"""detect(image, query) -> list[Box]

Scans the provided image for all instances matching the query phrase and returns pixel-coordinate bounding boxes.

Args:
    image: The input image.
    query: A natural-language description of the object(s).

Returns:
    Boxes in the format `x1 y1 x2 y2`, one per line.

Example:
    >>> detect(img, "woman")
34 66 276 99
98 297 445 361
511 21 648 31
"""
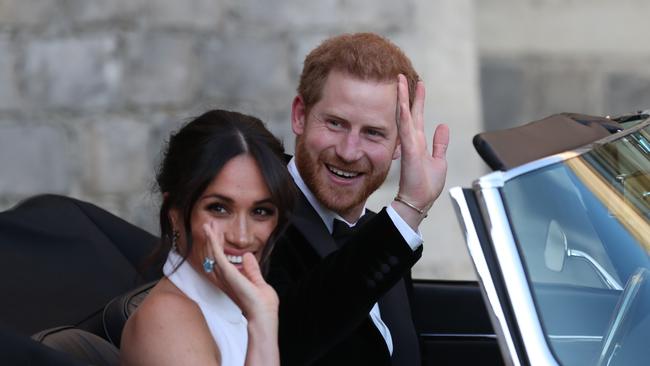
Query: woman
121 110 295 365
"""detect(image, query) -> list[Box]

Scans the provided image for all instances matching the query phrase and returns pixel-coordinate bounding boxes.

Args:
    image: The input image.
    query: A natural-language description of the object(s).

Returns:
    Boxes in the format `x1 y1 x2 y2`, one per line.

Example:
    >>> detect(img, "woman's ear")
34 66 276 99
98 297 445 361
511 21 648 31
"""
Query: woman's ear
168 206 180 232
163 194 176 228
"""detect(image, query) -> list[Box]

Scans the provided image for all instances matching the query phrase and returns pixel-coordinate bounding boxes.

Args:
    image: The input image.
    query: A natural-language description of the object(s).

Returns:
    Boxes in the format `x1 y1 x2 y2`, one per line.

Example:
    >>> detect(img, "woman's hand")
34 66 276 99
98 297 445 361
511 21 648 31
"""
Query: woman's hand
202 222 279 320
203 222 280 366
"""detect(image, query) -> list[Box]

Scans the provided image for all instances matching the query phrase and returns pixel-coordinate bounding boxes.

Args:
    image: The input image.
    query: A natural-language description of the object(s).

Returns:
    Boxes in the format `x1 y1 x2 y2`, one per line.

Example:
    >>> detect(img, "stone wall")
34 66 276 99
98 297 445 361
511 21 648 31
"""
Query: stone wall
478 0 650 131
0 0 483 279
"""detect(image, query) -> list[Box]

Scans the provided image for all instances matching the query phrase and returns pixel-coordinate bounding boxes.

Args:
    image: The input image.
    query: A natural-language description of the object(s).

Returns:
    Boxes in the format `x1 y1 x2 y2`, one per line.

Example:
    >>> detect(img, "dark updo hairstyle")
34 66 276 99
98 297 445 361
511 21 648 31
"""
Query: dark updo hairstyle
154 109 295 273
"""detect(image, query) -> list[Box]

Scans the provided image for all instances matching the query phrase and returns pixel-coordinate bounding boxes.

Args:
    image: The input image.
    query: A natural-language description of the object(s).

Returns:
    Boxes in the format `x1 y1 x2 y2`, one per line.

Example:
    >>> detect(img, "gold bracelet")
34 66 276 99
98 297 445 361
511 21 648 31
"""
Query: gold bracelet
394 195 427 216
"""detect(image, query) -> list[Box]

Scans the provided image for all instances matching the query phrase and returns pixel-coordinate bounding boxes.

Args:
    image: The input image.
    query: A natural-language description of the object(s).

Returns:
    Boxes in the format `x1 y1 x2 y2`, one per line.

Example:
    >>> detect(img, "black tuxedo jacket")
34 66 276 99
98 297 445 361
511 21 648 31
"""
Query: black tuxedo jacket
267 192 422 365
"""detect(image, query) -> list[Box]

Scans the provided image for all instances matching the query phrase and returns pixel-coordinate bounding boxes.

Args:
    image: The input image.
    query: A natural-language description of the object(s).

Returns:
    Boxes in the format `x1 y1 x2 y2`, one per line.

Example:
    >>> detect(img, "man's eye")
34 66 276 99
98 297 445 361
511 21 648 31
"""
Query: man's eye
327 119 342 128
366 129 385 138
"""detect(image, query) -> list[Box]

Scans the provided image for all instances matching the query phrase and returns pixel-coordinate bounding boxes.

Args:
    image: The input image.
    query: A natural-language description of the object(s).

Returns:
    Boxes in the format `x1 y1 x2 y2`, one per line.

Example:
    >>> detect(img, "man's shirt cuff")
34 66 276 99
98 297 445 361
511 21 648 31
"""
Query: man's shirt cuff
386 205 423 250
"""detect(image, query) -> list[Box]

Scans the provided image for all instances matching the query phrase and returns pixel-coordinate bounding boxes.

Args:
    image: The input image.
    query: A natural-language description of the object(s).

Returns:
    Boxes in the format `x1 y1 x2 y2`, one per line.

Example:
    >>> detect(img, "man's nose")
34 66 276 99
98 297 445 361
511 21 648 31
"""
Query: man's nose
335 131 363 162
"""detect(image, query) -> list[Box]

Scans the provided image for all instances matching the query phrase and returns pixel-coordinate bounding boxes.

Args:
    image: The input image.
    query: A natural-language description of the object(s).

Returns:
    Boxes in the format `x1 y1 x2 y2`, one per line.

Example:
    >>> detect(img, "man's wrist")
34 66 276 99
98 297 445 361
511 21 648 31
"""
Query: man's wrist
394 194 428 217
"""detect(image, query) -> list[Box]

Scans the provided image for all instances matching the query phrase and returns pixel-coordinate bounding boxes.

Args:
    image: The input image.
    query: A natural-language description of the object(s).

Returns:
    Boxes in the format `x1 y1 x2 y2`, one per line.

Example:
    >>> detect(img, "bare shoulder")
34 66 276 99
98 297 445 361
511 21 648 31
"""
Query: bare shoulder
120 279 220 365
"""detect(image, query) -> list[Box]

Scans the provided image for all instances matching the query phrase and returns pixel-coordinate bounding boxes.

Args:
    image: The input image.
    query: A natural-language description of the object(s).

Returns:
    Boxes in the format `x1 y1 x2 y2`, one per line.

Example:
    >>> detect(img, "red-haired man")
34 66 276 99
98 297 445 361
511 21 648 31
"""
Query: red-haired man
269 33 449 366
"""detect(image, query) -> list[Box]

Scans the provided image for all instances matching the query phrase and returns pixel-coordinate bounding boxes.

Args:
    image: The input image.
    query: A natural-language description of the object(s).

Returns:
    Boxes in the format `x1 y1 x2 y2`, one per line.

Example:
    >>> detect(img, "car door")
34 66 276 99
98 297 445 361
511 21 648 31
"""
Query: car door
411 278 504 365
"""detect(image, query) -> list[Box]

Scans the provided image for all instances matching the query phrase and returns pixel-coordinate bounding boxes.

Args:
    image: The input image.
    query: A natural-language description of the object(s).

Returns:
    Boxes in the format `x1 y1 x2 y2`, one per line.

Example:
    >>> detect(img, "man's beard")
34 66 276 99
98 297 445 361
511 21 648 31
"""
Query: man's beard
294 137 390 218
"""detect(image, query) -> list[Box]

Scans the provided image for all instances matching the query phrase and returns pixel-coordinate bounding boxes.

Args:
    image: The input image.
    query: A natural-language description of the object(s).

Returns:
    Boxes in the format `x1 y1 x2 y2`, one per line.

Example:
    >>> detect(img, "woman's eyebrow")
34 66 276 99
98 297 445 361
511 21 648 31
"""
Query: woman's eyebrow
200 194 232 203
201 194 275 206
254 198 275 205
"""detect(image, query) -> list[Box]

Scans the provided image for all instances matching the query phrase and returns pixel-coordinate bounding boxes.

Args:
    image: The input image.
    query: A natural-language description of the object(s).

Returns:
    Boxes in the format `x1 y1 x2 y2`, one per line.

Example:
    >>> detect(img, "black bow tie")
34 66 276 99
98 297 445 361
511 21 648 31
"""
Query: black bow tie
332 214 370 248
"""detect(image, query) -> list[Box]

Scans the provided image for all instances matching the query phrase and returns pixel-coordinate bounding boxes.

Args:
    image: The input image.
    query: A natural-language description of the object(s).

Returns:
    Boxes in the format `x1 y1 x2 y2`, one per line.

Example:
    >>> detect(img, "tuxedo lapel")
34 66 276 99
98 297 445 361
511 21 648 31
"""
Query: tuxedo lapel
290 192 338 258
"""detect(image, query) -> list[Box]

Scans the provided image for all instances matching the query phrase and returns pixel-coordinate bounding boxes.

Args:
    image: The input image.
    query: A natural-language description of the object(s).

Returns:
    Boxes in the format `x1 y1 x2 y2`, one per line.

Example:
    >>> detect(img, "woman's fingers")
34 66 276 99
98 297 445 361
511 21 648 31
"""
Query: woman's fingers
203 223 243 287
203 230 217 273
203 223 225 269
202 223 261 289
241 253 265 286
201 223 279 319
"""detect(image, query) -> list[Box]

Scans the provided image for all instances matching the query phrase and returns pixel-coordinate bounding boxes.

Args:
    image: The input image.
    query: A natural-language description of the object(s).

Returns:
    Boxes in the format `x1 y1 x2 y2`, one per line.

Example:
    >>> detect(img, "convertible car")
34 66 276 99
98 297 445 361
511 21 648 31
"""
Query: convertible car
451 111 650 365
0 111 647 365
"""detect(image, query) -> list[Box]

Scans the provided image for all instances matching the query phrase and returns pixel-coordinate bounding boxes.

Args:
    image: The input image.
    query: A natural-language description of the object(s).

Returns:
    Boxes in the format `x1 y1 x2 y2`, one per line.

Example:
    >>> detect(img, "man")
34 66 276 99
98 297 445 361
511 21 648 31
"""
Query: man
267 33 449 365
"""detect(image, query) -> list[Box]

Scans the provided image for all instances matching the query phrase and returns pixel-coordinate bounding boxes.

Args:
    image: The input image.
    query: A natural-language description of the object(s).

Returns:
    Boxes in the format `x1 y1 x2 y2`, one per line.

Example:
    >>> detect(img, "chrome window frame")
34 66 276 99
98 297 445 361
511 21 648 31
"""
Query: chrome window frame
450 187 522 366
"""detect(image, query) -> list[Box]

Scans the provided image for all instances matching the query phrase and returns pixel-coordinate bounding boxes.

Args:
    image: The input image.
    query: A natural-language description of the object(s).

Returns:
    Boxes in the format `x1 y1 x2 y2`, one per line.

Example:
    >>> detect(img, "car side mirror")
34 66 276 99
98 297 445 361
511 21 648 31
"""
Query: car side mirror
544 220 567 272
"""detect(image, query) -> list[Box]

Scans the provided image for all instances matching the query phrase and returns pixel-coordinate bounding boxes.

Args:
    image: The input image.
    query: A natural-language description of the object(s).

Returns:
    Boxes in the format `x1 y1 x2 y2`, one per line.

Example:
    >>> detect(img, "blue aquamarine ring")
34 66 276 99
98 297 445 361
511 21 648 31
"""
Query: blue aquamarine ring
202 257 215 273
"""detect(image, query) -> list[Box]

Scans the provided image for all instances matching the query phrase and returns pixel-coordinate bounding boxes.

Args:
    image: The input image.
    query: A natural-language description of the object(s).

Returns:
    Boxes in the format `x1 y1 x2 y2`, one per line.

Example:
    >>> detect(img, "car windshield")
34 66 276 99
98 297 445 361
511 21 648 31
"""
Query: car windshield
501 124 650 366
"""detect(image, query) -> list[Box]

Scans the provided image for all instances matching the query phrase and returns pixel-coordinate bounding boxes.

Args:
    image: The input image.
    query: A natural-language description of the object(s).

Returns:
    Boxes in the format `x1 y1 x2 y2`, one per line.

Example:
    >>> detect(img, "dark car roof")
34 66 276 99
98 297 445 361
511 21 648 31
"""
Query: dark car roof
473 112 624 171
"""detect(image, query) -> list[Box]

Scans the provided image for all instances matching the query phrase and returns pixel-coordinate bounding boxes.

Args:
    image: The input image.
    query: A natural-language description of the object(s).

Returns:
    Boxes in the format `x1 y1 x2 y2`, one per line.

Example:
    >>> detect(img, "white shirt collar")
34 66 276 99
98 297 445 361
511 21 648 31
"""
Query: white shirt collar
288 157 366 233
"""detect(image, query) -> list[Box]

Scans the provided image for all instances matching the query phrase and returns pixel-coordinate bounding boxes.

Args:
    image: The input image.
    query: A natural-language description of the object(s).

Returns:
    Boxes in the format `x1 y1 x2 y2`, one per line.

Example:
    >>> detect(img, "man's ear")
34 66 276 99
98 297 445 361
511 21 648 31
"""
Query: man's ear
392 140 401 160
291 95 307 135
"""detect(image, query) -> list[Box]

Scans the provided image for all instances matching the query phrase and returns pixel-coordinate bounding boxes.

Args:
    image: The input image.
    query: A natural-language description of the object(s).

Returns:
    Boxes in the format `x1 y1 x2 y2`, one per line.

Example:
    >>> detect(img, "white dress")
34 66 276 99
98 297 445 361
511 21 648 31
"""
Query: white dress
164 250 248 365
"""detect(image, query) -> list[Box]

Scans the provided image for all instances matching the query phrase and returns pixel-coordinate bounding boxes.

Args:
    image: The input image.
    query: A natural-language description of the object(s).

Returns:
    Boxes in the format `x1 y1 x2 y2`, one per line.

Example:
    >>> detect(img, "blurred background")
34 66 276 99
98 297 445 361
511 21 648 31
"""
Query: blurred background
1 0 648 280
